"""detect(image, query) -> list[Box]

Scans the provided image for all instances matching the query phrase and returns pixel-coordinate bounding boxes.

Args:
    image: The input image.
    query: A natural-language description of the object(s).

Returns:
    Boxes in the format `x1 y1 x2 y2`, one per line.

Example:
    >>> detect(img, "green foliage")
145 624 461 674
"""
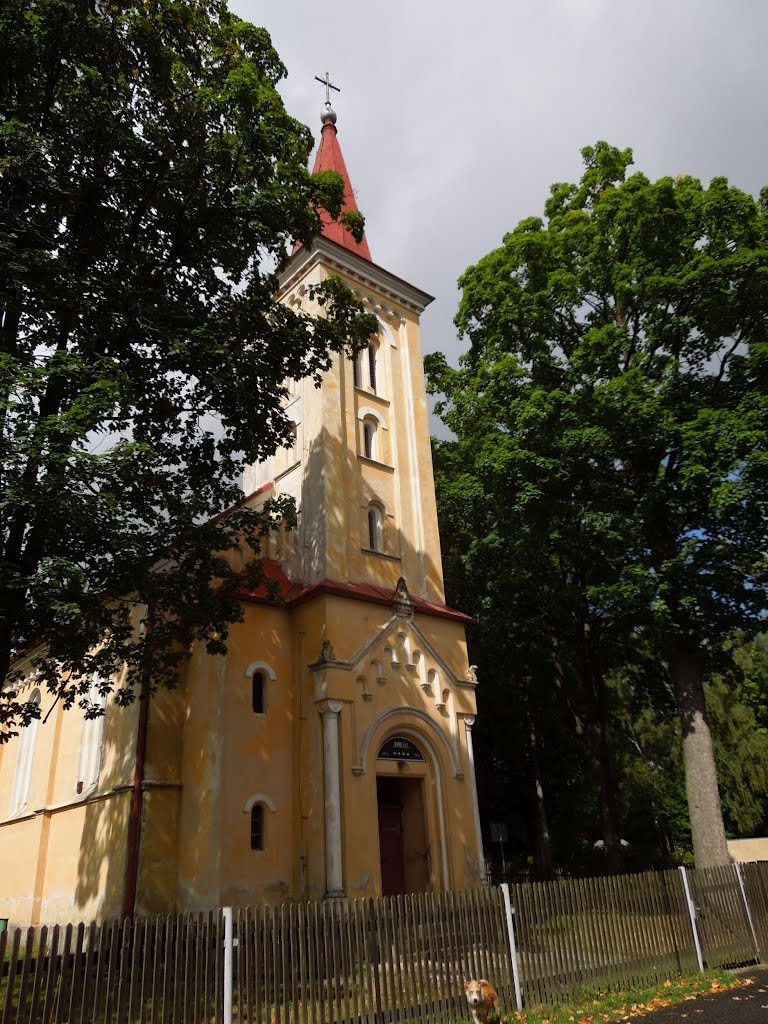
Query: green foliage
428 141 768 868
0 0 377 738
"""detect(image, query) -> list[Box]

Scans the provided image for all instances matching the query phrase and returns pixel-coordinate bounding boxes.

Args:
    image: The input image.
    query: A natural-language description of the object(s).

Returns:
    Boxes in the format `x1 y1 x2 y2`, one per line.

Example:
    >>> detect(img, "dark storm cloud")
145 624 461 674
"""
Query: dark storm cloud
231 0 768 418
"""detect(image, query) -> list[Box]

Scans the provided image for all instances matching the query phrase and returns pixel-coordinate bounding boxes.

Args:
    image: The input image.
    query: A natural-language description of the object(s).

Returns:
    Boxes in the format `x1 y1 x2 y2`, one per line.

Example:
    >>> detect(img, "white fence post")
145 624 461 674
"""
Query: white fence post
223 906 234 1024
500 883 523 1012
733 862 761 961
678 866 704 971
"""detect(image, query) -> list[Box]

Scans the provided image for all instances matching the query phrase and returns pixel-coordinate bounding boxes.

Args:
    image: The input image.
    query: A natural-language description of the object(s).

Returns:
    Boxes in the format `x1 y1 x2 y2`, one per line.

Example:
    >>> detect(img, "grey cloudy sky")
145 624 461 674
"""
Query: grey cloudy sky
231 0 768 394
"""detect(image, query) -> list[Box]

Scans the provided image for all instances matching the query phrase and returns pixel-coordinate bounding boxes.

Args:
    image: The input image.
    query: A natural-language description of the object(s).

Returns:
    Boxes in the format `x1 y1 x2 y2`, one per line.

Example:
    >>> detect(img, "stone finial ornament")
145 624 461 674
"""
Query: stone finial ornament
392 577 414 618
465 664 478 683
318 625 337 663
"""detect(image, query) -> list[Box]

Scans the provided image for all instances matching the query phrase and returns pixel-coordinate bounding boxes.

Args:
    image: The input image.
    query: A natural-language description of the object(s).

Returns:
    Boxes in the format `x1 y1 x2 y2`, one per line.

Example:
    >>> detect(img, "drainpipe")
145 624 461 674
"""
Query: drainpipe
122 607 152 919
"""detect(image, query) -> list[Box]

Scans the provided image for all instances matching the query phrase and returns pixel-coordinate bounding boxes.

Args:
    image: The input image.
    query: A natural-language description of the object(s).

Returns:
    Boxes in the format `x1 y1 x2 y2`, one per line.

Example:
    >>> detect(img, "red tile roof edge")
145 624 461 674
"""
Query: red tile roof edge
231 565 473 624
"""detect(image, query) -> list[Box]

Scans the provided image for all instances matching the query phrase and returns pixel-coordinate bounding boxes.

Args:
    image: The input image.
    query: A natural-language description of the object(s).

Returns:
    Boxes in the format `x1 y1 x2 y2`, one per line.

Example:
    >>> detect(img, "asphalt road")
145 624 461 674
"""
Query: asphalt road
627 969 768 1022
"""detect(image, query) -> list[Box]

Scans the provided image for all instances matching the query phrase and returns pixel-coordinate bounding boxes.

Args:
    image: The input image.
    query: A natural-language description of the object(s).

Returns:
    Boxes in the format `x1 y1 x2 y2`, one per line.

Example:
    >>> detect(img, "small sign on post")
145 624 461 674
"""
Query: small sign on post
490 822 509 877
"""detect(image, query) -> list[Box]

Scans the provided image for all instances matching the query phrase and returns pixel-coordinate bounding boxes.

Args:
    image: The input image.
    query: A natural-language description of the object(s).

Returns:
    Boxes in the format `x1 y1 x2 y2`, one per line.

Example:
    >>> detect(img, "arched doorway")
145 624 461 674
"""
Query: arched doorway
376 736 430 895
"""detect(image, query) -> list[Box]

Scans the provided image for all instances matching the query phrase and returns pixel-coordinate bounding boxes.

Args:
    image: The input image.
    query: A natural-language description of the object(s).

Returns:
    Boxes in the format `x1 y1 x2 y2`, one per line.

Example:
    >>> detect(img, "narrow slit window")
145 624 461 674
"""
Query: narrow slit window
353 352 361 389
363 419 376 460
252 671 265 714
250 805 264 851
368 505 383 551
368 342 377 393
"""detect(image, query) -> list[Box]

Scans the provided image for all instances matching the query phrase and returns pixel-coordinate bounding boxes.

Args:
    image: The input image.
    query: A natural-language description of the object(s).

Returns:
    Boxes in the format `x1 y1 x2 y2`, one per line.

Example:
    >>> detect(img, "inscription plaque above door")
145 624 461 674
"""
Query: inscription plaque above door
377 736 425 762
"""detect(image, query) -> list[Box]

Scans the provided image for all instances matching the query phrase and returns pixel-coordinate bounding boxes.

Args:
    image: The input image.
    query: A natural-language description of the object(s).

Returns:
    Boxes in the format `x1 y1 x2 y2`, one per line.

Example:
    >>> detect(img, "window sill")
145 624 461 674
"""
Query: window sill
357 455 394 473
354 387 389 406
361 547 401 563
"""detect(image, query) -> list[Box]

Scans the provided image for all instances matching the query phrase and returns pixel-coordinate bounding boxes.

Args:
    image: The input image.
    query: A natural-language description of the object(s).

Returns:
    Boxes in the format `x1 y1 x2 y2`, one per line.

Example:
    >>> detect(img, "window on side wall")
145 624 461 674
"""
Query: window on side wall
9 689 41 815
353 338 381 396
77 675 107 794
252 671 265 714
368 341 378 393
367 503 384 552
363 418 377 460
250 804 264 850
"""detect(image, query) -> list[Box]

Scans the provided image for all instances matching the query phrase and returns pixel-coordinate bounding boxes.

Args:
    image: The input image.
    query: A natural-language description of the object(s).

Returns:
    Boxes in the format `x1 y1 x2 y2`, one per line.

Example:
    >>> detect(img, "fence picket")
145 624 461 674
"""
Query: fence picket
3 929 21 1024
305 903 316 1024
489 886 507 1000
7 867 768 1024
254 906 264 1024
39 924 59 1024
25 924 47 1024
414 891 432 1023
104 920 121 1024
14 926 35 1024
128 916 144 1024
113 919 130 1024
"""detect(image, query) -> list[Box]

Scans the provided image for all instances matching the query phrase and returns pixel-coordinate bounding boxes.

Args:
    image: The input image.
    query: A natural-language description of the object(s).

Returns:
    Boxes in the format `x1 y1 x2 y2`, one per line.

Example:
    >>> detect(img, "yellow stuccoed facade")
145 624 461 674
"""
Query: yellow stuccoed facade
0 182 484 928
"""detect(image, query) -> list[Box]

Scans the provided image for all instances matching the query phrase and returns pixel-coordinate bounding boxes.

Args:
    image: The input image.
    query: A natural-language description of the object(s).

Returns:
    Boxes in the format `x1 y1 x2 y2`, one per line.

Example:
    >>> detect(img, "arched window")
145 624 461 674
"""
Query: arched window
10 689 41 815
353 341 381 394
252 671 265 714
77 675 107 794
250 804 264 850
367 503 383 552
363 418 377 460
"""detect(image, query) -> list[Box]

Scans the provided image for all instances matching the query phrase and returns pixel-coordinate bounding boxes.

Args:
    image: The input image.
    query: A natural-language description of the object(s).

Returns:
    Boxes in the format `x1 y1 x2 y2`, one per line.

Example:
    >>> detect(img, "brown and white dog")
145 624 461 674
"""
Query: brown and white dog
464 979 500 1024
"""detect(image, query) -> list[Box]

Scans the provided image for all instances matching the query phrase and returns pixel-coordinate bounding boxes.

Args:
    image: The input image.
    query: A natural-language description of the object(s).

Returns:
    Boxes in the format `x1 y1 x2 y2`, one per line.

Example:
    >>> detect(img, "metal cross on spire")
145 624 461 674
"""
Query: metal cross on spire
314 72 340 105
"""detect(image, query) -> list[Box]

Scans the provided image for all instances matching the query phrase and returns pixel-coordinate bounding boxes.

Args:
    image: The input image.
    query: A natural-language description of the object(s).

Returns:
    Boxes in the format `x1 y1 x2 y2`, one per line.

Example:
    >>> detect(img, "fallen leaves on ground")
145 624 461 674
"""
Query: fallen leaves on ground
506 973 750 1024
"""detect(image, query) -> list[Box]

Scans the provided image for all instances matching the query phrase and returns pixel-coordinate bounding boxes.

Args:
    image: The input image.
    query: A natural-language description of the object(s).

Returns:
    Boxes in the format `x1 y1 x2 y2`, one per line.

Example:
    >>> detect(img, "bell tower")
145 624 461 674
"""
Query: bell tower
244 98 447 606
232 92 486 901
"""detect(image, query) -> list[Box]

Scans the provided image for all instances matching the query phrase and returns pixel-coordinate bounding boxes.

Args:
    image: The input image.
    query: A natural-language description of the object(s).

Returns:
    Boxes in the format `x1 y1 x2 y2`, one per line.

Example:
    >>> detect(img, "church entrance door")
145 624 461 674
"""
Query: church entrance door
377 776 429 895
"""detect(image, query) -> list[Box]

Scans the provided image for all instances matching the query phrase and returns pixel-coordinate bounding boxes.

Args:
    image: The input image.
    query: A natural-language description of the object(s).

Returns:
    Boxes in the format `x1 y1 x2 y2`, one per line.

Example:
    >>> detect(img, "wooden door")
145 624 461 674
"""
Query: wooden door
378 785 406 895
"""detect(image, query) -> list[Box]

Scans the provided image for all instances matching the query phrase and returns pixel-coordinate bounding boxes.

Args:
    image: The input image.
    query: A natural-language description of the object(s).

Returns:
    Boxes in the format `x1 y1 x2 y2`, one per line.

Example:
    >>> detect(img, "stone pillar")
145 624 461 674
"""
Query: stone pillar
321 700 344 898
464 716 486 882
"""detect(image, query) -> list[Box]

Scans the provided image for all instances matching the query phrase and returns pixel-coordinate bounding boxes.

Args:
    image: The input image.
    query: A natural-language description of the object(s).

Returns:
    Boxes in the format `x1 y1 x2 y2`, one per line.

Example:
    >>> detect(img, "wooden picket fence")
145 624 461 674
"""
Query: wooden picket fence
2 864 768 1024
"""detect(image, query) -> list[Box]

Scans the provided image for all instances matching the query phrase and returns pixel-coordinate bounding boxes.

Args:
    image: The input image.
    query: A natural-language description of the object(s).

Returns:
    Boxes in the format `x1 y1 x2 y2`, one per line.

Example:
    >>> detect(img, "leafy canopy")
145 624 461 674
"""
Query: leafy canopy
0 0 377 738
430 141 768 658
427 142 768 866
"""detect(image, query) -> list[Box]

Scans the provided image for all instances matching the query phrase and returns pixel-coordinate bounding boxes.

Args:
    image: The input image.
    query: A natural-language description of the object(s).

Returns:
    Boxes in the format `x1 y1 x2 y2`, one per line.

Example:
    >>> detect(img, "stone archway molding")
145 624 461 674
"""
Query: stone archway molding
362 714 451 890
353 706 463 780
242 793 277 814
244 660 277 681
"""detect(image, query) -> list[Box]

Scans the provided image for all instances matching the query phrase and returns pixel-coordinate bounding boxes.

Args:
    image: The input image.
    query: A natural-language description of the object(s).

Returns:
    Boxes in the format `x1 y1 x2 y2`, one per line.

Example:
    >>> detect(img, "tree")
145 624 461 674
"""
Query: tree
613 634 768 857
428 142 768 868
430 364 630 873
0 0 377 739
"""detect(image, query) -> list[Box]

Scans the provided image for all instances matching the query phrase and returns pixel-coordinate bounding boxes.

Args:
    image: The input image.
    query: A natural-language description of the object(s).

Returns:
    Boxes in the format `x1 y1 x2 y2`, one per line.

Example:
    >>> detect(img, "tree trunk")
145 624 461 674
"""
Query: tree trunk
667 636 730 868
527 700 554 880
579 627 624 873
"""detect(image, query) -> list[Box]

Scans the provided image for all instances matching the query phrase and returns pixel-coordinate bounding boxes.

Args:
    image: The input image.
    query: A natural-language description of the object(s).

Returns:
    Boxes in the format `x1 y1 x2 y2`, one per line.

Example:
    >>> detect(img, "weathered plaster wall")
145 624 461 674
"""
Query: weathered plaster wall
0 677 138 927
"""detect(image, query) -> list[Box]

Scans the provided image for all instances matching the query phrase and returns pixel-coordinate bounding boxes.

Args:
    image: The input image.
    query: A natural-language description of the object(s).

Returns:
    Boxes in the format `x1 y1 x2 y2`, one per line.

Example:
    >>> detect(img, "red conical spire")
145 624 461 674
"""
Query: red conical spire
294 104 372 261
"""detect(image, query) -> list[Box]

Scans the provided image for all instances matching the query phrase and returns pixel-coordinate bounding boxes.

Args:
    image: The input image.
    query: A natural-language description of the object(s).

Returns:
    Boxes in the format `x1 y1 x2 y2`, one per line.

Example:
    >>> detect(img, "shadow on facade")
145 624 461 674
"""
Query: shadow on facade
68 399 465 916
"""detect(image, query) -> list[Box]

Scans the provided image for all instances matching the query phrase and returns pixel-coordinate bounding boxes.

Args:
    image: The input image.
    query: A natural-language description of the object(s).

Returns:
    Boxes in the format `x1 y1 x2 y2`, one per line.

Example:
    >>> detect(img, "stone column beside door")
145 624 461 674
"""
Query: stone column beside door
320 700 344 897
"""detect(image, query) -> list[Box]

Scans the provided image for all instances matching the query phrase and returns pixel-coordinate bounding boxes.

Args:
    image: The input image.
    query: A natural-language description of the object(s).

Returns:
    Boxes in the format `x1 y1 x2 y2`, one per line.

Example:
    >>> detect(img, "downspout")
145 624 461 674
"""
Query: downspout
123 607 152 919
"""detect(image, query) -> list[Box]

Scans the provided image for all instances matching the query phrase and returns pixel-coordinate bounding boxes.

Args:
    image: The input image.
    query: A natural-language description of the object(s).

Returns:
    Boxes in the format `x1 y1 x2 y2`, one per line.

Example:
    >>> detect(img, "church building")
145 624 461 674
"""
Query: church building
0 99 485 927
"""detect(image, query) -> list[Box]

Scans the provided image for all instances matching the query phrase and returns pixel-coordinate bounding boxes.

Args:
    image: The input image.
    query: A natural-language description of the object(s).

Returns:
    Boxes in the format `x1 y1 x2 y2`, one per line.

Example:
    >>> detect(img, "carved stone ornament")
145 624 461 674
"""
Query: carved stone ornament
317 625 337 663
392 577 414 618
465 664 478 683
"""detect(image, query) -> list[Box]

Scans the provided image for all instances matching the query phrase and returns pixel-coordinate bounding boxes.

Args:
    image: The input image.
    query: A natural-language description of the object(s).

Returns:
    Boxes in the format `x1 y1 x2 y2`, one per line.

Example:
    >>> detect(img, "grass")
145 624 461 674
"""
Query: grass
487 969 746 1024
